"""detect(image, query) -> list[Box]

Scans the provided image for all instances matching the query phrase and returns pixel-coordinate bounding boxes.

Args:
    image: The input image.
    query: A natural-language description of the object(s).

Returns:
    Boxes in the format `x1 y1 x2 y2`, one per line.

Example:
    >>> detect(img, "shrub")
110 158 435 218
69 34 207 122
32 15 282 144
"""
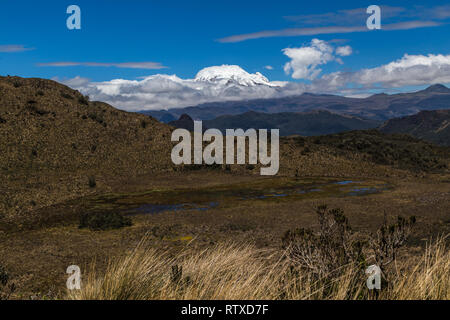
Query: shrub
294 137 305 147
301 146 310 155
78 95 89 105
282 205 415 283
60 92 73 100
79 212 132 231
26 104 49 116
282 205 366 280
0 263 15 300
88 176 96 188
0 264 8 286
309 130 448 172
88 112 105 125
371 214 416 273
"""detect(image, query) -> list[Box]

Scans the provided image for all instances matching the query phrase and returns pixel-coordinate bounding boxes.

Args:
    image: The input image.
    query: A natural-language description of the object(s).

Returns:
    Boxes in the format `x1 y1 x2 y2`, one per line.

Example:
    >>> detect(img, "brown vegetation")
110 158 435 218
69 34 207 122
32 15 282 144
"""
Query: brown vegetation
68 235 449 300
0 77 449 300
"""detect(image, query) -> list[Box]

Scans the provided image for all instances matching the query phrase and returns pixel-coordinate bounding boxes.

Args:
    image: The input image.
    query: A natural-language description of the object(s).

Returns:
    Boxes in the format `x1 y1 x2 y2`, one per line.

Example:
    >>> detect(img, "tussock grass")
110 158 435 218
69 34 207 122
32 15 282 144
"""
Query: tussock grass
384 238 450 300
68 236 449 300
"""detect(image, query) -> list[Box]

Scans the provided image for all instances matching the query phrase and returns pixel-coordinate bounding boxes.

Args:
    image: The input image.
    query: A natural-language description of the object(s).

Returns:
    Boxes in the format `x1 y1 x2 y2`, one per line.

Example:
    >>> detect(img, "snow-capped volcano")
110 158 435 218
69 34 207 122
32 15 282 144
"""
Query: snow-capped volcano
66 64 303 111
195 65 278 87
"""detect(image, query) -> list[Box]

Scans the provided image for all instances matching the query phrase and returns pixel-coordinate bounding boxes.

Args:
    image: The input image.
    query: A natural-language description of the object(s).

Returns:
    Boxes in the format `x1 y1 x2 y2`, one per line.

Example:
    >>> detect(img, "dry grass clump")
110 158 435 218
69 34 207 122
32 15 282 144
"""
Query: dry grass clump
384 238 449 300
68 241 287 300
68 236 449 300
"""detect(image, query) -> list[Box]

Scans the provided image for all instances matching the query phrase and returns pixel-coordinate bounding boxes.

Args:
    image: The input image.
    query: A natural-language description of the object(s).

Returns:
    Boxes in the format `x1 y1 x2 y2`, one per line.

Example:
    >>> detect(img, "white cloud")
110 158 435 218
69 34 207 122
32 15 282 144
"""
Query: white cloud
53 76 91 87
218 5 450 43
61 65 307 111
264 65 274 70
284 6 406 26
217 21 439 43
283 39 351 79
59 54 450 112
0 45 34 52
336 45 352 56
314 53 450 89
357 54 450 86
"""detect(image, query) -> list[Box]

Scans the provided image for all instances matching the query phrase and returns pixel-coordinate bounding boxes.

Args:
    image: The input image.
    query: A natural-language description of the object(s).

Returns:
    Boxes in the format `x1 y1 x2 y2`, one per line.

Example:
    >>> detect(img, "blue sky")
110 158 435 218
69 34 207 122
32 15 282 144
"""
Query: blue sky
1 0 450 110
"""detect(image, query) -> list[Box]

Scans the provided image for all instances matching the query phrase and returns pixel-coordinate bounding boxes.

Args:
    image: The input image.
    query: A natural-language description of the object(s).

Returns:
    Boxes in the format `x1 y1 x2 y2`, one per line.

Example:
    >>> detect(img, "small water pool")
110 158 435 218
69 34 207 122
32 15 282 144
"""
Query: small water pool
126 202 219 215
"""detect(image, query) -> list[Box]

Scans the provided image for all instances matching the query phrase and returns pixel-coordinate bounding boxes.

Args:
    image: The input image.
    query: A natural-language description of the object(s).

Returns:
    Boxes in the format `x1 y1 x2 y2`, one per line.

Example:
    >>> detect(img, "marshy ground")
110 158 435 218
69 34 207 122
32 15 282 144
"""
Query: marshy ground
0 171 449 298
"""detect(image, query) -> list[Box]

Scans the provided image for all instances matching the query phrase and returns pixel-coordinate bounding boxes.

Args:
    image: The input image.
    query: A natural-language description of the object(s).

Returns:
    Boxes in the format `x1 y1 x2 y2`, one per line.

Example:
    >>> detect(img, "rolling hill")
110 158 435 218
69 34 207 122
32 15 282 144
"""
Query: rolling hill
380 109 450 146
168 111 380 136
203 110 380 136
0 76 174 221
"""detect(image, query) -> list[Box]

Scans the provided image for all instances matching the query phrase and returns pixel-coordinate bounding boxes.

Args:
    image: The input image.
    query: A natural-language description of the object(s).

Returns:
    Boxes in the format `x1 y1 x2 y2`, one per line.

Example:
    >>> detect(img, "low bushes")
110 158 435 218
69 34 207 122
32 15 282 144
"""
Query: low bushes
79 212 132 231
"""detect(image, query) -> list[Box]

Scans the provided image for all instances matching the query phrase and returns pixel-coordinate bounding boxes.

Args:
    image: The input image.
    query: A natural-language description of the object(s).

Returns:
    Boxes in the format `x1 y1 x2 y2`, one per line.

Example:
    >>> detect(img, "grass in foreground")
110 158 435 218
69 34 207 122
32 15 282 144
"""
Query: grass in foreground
67 236 449 300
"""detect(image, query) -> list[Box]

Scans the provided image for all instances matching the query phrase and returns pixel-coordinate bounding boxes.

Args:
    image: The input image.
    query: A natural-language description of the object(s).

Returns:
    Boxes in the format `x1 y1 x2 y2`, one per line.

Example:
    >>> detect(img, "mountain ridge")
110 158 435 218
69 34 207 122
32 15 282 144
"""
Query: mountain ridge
142 84 450 122
168 110 381 136
380 109 450 146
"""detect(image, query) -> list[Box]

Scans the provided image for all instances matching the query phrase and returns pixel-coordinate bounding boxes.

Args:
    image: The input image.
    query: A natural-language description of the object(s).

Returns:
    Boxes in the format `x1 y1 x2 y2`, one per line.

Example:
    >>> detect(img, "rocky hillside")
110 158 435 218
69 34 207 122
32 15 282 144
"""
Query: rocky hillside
0 76 174 220
379 110 450 146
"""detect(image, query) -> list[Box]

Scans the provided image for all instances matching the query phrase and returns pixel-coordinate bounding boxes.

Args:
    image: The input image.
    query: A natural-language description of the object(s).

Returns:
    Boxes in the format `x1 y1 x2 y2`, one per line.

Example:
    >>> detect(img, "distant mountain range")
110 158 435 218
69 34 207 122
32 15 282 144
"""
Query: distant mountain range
380 109 450 146
169 109 450 146
169 111 380 136
143 84 450 122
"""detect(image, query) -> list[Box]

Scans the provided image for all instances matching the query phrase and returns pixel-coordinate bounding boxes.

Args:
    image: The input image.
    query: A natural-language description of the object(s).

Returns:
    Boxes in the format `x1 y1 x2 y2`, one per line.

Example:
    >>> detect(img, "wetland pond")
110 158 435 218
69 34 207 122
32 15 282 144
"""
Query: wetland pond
87 178 392 216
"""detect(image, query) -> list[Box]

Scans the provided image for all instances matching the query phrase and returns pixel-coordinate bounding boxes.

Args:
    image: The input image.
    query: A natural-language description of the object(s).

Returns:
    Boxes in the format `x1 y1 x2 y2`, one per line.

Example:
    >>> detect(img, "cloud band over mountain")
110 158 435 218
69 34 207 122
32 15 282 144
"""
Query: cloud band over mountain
59 52 450 111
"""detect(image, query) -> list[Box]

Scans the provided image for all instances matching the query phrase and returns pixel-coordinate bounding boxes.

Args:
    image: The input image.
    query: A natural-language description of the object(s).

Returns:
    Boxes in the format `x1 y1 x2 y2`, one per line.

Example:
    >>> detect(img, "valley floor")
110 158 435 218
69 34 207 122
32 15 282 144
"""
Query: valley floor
0 171 449 299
